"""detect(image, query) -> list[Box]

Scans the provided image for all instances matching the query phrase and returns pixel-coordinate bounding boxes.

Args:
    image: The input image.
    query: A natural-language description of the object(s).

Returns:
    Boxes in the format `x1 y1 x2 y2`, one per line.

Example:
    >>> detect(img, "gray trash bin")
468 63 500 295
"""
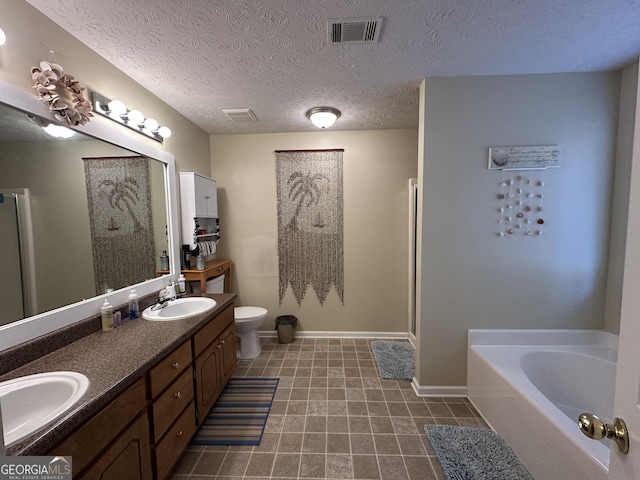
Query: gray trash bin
275 315 297 344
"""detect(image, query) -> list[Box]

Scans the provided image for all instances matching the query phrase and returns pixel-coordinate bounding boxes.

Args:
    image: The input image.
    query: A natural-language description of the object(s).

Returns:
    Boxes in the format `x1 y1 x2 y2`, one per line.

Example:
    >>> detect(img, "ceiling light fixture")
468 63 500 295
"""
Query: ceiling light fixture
306 107 341 129
28 115 76 139
91 91 171 142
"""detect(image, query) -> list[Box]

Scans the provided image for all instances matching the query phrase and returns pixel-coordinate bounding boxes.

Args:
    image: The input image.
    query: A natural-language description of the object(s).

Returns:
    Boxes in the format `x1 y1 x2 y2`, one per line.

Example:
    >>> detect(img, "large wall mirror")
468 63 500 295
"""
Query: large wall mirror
0 81 180 351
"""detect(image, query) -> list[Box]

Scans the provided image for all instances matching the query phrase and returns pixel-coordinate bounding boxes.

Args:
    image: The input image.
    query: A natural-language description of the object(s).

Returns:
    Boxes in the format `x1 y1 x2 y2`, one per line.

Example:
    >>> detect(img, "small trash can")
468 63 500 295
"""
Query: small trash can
275 315 297 344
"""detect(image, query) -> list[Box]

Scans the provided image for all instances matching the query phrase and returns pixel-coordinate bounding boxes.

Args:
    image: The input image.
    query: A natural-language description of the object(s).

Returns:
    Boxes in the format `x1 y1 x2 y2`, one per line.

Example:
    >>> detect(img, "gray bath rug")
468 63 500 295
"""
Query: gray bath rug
370 341 415 380
425 425 533 480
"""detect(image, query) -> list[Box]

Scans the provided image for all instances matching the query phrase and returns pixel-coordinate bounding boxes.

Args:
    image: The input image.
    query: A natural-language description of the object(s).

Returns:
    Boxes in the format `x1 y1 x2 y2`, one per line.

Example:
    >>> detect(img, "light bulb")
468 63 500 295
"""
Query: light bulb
144 118 158 131
128 109 144 126
157 126 172 138
108 99 127 115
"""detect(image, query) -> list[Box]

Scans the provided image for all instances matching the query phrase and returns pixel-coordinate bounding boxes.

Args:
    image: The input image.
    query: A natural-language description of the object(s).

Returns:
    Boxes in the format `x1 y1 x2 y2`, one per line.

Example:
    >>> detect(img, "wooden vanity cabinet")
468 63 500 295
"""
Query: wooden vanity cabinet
49 378 152 480
193 305 236 424
47 303 236 480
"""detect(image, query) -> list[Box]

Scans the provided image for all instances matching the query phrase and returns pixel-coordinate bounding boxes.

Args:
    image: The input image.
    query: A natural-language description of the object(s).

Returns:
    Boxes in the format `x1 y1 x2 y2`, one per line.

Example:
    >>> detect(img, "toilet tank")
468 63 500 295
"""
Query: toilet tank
191 274 225 294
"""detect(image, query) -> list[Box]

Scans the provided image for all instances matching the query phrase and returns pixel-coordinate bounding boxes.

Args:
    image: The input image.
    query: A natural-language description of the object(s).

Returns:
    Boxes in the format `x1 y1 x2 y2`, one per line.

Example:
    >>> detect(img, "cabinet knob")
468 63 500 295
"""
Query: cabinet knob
176 430 184 438
221 340 225 345
172 362 180 369
174 391 182 399
217 344 221 350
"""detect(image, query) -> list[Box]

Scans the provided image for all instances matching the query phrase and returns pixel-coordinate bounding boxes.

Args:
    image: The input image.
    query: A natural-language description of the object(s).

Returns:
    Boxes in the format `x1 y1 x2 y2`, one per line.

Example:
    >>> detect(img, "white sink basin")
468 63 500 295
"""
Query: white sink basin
142 297 217 321
0 371 89 447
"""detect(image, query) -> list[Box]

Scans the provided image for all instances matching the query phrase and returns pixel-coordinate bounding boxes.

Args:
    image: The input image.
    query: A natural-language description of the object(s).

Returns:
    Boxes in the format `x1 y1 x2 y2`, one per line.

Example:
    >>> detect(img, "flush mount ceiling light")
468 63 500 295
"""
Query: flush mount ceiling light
306 107 341 129
90 91 171 143
28 115 76 139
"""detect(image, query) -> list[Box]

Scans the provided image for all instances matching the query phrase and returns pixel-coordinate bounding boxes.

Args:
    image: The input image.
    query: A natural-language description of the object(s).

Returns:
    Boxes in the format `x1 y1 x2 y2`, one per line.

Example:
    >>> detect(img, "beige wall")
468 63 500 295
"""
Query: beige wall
211 129 418 332
2 0 211 176
417 72 621 387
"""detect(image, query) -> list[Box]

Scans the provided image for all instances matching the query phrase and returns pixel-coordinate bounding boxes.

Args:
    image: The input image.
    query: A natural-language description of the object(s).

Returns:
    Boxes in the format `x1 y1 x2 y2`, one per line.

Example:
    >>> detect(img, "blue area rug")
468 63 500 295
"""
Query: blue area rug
191 377 278 446
425 425 533 480
371 341 415 380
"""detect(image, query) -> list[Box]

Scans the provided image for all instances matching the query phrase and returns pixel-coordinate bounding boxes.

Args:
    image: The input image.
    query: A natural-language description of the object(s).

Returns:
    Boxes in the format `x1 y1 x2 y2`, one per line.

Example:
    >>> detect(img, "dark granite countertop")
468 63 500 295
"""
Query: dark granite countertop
2 293 236 456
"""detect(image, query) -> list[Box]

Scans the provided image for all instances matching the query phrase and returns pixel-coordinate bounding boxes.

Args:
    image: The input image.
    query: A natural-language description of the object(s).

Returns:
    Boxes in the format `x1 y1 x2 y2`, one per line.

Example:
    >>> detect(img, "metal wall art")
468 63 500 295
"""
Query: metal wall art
275 149 344 306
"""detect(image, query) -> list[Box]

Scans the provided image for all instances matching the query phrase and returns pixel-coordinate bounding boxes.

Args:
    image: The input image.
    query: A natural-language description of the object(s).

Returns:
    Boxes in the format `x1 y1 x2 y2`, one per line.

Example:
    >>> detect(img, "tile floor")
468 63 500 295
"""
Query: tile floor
170 337 487 479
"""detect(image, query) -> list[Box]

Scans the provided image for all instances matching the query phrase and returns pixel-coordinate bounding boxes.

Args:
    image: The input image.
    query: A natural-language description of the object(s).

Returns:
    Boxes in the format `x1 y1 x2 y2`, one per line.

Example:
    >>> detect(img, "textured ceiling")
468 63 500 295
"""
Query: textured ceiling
26 0 640 135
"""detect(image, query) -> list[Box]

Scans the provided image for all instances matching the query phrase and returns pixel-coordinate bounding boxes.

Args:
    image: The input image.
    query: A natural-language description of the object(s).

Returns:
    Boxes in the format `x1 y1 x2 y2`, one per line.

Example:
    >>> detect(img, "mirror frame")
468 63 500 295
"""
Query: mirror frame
0 79 181 351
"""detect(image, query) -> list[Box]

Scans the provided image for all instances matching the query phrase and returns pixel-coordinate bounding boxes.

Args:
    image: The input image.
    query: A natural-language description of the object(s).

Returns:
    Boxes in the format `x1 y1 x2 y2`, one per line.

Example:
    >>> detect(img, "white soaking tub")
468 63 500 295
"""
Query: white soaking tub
467 329 618 480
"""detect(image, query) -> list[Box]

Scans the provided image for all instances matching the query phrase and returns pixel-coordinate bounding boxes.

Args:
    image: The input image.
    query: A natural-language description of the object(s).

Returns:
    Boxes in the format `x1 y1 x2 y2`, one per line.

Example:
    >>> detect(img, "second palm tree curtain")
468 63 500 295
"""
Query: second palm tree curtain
83 156 155 294
275 149 344 306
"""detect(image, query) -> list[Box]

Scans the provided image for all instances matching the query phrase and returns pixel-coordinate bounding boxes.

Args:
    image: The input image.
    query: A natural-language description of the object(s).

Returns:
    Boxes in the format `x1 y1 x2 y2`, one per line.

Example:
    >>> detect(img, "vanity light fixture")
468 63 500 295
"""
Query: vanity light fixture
306 107 341 129
90 91 172 142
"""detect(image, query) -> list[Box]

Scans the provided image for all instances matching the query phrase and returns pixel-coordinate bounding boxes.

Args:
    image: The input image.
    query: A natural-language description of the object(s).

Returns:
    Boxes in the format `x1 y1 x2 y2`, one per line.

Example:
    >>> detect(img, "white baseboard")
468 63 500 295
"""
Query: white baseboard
258 330 410 339
411 378 467 397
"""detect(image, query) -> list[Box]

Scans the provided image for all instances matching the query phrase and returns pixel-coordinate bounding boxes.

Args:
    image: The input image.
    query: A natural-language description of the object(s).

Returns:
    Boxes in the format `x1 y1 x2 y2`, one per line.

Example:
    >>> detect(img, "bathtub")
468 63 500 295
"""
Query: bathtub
467 329 618 480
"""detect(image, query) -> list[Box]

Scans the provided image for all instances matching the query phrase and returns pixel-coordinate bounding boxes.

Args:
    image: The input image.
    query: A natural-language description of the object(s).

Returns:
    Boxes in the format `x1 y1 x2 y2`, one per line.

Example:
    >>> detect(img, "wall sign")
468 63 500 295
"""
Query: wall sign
488 145 560 170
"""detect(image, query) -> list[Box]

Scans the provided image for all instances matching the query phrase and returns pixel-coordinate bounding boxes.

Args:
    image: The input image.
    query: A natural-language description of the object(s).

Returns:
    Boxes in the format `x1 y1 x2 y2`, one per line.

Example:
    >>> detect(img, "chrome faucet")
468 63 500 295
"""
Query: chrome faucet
150 286 175 311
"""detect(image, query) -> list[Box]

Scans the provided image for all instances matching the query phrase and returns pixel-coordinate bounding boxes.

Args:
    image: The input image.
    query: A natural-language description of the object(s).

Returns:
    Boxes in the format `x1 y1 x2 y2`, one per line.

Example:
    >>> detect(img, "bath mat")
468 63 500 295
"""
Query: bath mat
425 425 533 480
371 341 415 380
191 377 278 446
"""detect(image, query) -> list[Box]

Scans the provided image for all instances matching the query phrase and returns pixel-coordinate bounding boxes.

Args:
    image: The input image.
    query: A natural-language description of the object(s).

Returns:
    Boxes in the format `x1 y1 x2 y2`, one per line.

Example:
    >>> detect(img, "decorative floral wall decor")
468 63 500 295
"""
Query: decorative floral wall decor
84 156 155 293
275 149 344 306
31 61 93 126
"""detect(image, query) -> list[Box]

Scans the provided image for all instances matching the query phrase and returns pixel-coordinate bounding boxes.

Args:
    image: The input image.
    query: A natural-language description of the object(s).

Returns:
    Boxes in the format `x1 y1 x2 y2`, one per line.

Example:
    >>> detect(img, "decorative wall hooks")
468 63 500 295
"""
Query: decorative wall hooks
90 91 171 143
496 172 546 238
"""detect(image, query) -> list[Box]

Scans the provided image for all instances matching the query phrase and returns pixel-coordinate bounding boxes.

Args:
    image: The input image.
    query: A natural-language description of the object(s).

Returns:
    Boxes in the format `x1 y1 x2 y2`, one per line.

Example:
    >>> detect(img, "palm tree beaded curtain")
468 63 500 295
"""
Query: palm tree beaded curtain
275 149 344 306
83 156 156 294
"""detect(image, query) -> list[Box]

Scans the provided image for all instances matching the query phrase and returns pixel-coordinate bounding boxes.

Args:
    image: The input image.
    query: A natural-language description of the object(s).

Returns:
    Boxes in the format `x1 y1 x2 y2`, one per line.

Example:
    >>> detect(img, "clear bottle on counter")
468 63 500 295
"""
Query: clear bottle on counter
196 254 205 270
101 299 114 331
128 289 139 320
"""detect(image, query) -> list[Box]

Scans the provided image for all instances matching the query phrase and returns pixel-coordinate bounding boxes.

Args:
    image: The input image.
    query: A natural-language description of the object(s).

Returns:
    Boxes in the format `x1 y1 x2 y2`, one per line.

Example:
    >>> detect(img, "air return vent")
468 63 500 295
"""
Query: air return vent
328 17 382 44
222 108 258 122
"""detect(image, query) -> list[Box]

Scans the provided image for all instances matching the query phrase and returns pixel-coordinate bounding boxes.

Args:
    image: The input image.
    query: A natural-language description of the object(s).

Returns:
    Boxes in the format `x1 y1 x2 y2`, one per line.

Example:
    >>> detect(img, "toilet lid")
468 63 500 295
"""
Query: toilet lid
235 306 268 320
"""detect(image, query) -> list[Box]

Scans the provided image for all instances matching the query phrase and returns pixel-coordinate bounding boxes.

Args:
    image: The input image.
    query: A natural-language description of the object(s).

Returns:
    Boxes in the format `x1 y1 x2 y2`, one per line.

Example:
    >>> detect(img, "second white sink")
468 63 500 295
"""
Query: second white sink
0 371 90 447
142 297 217 321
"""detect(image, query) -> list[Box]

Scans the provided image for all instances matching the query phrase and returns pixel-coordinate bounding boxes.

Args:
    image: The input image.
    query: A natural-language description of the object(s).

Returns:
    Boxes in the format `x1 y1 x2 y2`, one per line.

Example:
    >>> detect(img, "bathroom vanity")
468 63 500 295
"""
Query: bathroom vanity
1 293 237 480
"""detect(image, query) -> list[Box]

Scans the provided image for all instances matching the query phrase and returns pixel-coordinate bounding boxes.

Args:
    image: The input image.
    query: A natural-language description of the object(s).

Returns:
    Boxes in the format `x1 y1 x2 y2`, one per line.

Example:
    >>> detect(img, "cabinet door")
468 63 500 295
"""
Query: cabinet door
193 174 210 217
219 323 237 384
76 415 152 480
194 341 221 423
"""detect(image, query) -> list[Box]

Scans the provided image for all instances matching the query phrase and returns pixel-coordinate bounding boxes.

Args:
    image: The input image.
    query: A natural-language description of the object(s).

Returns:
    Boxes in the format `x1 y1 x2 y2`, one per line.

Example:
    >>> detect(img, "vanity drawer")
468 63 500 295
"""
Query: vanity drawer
151 368 194 442
154 402 197 480
193 304 233 356
148 340 191 398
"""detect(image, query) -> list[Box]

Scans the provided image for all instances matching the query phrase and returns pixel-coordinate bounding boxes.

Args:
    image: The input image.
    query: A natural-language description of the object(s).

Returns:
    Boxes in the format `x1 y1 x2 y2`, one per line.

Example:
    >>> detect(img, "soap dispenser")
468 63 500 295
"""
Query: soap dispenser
128 289 139 320
101 300 114 331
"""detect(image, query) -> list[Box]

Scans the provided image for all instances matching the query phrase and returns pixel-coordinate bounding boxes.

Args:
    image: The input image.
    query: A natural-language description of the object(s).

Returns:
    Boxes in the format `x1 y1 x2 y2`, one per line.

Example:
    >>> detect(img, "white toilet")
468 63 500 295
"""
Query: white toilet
234 306 267 359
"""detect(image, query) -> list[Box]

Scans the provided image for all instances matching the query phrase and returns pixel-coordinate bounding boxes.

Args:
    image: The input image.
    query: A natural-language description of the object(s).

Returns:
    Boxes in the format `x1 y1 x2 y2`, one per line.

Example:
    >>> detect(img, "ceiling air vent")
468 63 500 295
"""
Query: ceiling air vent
222 108 258 122
328 17 382 44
